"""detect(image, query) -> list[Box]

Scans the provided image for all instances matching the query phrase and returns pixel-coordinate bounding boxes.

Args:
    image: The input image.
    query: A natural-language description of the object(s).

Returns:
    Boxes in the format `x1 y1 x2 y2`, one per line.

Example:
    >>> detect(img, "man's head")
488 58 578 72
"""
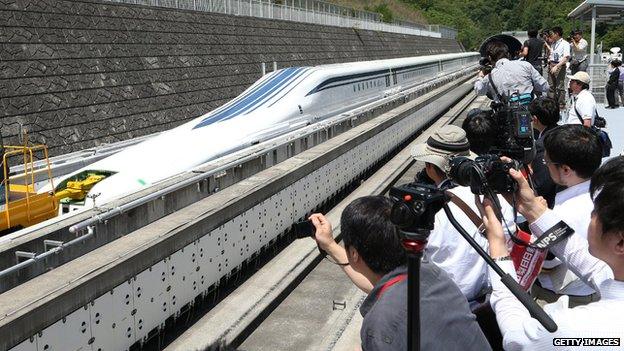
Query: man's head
588 156 624 271
528 29 538 38
612 59 622 68
543 125 602 186
462 109 496 155
341 196 406 278
550 26 563 40
529 97 559 131
567 71 591 94
485 41 510 64
411 125 475 185
572 29 583 42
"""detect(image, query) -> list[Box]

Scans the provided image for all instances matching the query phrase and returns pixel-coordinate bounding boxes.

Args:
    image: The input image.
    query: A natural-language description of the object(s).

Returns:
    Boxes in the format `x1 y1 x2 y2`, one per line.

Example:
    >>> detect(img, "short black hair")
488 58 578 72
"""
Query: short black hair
543 125 602 179
612 60 622 67
590 156 624 235
462 110 496 155
486 41 509 62
529 97 559 127
551 26 563 37
528 29 538 38
341 196 406 275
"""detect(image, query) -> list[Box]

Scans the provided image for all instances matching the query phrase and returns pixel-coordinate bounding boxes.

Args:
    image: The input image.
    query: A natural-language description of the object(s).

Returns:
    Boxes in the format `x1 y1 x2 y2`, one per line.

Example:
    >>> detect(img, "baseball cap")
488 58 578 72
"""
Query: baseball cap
411 125 476 173
567 71 591 84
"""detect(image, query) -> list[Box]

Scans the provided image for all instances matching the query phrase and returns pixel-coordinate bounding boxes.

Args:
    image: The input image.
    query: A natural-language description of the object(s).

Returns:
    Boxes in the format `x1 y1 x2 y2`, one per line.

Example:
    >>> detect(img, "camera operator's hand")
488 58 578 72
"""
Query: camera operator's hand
309 213 336 251
475 196 508 258
503 168 549 223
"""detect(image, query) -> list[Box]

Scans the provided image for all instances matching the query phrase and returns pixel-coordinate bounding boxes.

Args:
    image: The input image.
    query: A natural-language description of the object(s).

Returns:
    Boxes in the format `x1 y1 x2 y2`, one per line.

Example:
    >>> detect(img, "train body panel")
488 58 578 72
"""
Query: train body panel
48 53 475 209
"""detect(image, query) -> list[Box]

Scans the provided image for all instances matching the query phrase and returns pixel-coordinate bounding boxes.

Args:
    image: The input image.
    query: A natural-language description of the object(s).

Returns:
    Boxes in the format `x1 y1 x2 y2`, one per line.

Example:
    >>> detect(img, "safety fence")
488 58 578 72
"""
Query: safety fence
105 0 457 39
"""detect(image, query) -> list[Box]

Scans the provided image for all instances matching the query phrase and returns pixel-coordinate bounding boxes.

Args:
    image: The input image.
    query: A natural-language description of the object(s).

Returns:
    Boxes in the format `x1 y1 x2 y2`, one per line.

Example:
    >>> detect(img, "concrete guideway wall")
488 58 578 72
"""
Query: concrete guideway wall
0 67 475 351
0 0 463 157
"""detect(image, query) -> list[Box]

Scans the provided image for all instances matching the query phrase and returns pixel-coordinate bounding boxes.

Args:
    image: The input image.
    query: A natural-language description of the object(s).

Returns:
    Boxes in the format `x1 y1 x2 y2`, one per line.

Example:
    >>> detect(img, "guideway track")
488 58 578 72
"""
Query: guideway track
166 85 485 350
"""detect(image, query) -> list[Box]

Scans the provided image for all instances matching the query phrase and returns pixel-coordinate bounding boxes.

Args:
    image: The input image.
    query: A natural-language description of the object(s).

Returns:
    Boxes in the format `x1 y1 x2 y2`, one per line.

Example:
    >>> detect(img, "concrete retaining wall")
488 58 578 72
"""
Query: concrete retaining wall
0 0 462 156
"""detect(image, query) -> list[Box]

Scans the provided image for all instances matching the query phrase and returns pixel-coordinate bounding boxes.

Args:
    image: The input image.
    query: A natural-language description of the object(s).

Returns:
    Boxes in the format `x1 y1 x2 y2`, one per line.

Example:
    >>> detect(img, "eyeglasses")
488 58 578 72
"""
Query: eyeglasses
543 159 560 166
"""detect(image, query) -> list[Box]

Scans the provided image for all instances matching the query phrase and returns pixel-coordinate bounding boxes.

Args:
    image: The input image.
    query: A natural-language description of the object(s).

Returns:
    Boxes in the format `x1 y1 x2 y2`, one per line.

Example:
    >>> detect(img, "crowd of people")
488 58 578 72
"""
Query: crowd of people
303 30 624 351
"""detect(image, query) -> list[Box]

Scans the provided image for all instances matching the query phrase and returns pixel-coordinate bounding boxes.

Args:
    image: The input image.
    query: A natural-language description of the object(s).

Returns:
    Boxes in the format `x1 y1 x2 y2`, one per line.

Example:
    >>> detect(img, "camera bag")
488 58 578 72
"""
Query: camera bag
574 105 611 157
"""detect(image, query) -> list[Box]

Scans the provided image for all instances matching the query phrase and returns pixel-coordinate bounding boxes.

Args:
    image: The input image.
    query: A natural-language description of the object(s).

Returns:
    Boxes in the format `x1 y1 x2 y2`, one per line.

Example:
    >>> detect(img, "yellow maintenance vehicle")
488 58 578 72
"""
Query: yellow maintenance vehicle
0 135 105 234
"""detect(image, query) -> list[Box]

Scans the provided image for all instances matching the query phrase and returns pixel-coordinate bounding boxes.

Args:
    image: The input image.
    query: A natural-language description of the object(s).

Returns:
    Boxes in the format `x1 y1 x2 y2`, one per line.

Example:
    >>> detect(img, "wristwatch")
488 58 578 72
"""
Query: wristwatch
492 255 512 262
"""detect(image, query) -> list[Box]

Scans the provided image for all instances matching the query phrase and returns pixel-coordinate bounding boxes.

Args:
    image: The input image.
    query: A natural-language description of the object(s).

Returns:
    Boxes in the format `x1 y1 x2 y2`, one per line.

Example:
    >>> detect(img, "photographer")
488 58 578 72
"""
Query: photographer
547 27 571 106
532 125 603 306
478 156 624 350
570 30 589 75
565 72 595 126
528 97 559 208
308 196 490 350
475 41 549 102
411 125 516 304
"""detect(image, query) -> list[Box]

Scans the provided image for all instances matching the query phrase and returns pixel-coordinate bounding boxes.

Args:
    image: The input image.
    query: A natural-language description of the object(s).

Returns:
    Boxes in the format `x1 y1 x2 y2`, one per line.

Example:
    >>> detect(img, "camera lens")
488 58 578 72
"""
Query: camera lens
448 156 474 187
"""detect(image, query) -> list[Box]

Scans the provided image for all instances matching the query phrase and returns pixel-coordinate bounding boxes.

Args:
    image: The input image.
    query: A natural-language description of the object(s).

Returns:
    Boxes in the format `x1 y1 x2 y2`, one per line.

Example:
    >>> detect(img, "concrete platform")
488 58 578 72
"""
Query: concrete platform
599 104 624 157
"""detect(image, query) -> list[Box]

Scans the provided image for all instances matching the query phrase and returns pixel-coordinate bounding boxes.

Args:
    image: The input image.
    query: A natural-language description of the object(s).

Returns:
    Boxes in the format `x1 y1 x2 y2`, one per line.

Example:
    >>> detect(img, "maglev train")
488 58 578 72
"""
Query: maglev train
47 52 476 212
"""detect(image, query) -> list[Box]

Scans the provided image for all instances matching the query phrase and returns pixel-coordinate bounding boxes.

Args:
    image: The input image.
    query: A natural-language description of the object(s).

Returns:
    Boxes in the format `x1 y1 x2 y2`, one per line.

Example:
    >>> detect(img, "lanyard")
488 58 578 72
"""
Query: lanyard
376 274 408 299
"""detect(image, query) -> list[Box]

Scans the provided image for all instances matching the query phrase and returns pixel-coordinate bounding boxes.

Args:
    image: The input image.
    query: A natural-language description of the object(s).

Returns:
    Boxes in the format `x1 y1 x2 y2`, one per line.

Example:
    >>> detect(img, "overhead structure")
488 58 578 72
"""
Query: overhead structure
568 0 624 102
568 0 624 64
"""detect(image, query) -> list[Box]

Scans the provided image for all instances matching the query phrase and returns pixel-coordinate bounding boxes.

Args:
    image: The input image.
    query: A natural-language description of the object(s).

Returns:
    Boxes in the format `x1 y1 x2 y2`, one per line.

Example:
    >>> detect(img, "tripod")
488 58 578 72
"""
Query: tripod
442 203 558 332
401 231 429 351
398 205 558 351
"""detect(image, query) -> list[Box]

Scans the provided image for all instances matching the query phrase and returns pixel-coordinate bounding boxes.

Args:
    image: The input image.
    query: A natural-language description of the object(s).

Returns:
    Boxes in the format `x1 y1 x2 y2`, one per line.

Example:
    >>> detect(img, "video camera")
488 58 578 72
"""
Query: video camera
449 154 520 195
478 57 493 75
388 183 448 238
489 95 536 164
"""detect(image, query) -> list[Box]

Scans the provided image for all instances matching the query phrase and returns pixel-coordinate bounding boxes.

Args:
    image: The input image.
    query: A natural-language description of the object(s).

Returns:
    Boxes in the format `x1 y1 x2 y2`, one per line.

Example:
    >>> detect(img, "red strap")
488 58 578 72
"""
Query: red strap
376 274 408 299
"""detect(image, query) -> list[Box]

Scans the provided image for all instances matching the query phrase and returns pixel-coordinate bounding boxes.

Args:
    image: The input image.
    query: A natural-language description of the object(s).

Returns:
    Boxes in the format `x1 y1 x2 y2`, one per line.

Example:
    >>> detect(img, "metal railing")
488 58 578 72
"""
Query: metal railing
105 0 456 38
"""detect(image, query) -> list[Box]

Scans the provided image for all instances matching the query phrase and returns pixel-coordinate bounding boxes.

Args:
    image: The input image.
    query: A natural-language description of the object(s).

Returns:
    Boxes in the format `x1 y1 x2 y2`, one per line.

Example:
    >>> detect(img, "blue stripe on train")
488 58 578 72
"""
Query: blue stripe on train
193 67 305 129
193 69 293 129
246 67 311 113
222 67 305 120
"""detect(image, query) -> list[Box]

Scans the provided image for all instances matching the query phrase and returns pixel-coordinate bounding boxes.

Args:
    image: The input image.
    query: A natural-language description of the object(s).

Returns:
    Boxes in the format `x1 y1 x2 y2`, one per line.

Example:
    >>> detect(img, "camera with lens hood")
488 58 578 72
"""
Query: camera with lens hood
449 154 520 195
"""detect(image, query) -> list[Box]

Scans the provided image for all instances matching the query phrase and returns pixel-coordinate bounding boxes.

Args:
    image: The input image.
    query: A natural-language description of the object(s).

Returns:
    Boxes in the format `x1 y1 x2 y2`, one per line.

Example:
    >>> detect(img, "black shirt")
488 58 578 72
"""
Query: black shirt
359 262 491 351
524 38 544 68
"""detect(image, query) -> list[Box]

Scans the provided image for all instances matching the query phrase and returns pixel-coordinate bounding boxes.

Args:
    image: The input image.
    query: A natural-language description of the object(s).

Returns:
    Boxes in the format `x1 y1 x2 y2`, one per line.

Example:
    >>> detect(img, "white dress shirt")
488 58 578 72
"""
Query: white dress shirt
490 210 624 351
474 58 549 100
426 184 516 301
538 181 596 296
566 89 596 125
549 38 571 64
